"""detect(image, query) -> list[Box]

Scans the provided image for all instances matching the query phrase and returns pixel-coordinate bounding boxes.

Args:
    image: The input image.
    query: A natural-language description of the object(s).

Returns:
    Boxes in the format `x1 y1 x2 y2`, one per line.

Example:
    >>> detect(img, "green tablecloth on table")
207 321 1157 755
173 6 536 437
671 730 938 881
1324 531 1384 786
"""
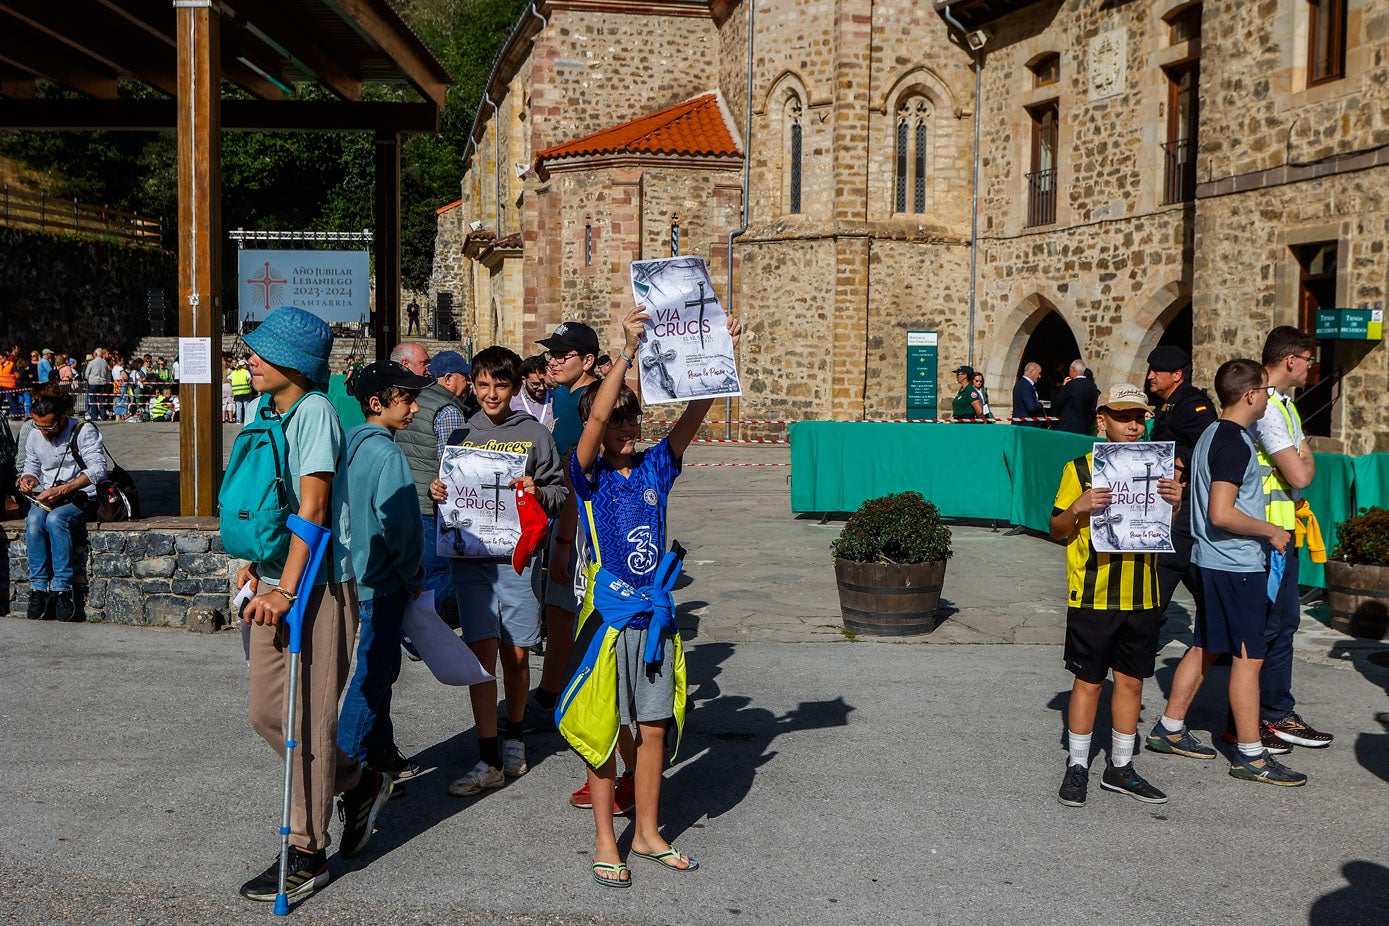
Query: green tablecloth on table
788 422 1389 587
788 422 1093 531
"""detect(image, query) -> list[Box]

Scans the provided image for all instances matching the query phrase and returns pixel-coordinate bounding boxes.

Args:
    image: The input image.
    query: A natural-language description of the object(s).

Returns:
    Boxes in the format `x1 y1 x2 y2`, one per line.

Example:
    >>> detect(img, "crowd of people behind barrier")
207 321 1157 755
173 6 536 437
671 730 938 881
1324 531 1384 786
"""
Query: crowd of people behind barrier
2 344 182 423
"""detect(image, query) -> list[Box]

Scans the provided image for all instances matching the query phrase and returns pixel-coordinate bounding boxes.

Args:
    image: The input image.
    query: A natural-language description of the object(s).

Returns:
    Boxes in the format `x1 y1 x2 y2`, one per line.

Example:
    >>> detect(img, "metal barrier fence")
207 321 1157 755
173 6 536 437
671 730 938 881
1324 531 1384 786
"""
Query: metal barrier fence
0 185 162 246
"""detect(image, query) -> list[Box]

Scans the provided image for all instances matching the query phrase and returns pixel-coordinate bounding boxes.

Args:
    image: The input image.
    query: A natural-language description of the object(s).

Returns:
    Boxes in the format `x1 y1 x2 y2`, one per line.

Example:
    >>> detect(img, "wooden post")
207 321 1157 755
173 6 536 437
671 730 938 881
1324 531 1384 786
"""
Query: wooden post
373 130 401 362
176 0 223 516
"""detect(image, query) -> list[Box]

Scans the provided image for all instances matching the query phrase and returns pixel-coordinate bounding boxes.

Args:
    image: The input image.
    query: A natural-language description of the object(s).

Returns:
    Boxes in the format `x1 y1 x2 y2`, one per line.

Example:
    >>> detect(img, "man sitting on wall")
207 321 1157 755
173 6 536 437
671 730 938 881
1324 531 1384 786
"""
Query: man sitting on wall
16 390 107 621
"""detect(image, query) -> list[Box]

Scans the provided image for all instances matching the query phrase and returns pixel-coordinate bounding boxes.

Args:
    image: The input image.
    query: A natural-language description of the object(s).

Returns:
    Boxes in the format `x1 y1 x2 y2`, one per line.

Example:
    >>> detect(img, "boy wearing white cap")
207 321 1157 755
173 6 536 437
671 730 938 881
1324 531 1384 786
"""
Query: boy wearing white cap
1049 383 1184 807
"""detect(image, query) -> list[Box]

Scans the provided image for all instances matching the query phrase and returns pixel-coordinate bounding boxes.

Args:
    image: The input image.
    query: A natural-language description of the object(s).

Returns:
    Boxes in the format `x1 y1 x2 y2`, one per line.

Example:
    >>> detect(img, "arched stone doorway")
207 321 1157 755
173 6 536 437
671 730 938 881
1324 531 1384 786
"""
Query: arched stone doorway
1156 298 1193 354
1017 307 1082 402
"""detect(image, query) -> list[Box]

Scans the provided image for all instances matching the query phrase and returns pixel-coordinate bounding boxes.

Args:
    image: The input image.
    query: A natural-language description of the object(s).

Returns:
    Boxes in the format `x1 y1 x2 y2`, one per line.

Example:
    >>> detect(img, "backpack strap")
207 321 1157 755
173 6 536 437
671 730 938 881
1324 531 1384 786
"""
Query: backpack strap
1072 453 1092 493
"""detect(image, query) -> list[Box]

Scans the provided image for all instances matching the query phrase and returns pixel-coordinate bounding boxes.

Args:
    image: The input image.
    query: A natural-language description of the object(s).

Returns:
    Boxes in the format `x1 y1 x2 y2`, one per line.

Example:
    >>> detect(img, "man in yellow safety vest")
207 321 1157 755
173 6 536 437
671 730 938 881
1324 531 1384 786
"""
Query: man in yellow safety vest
1246 326 1333 751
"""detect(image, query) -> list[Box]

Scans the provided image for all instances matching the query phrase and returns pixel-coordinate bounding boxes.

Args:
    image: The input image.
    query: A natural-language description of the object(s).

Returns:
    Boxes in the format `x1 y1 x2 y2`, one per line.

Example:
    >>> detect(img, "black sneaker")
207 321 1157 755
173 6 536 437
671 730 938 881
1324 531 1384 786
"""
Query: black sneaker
1221 722 1292 756
1057 763 1089 807
26 590 51 621
52 590 78 623
238 847 329 902
1229 751 1308 786
1266 712 1334 748
337 770 392 857
371 747 421 781
1100 761 1168 804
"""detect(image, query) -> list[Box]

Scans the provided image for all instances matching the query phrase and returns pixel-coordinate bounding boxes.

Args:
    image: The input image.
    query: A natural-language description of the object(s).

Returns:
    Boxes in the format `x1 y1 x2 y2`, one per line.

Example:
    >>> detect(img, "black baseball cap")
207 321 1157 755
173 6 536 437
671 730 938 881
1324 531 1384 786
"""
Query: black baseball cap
952 365 975 376
536 321 601 358
352 360 434 401
1147 345 1191 372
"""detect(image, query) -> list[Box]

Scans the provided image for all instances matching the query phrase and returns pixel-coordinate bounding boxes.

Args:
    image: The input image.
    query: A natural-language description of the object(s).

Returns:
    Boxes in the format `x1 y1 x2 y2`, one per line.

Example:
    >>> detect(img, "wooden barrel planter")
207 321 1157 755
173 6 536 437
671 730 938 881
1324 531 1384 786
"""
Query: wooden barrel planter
1324 560 1389 641
834 559 947 637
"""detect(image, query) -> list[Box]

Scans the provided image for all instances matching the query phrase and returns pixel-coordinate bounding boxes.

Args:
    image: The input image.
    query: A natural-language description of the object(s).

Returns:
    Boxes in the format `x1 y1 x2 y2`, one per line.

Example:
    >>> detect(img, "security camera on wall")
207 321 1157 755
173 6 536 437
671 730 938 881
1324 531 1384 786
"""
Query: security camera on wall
468 220 484 233
966 29 988 51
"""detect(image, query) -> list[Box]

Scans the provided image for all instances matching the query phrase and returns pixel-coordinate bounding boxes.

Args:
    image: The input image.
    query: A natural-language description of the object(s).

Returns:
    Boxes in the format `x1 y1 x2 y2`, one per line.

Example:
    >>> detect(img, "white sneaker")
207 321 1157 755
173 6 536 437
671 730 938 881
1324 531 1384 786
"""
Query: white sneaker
503 739 528 778
447 760 504 796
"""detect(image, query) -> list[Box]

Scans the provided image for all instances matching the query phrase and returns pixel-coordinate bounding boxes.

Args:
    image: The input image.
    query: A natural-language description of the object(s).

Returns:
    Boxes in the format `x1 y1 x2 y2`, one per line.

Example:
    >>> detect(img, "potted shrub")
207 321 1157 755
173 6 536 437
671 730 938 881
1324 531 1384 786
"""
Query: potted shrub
831 491 953 636
1325 506 1389 640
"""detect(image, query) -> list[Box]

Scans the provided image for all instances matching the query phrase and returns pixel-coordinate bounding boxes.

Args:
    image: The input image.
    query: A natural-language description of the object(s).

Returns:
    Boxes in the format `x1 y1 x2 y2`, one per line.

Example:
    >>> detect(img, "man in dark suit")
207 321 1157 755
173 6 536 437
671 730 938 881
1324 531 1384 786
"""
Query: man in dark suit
1012 361 1045 425
1052 359 1099 434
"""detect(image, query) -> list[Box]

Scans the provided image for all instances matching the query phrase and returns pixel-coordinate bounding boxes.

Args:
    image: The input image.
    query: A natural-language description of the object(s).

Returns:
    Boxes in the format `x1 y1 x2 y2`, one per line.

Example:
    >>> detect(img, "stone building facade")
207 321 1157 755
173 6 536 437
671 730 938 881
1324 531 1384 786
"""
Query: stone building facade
434 0 1388 450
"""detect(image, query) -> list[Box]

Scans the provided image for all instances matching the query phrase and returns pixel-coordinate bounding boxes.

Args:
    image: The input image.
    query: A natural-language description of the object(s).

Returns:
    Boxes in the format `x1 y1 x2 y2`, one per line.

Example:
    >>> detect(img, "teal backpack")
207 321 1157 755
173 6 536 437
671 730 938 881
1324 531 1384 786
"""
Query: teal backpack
218 393 321 564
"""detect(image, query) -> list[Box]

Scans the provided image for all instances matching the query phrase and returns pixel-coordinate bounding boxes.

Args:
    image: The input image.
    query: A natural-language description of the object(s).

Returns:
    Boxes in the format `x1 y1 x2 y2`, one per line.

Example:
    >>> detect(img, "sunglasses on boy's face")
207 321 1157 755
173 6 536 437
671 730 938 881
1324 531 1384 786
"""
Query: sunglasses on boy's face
606 415 641 429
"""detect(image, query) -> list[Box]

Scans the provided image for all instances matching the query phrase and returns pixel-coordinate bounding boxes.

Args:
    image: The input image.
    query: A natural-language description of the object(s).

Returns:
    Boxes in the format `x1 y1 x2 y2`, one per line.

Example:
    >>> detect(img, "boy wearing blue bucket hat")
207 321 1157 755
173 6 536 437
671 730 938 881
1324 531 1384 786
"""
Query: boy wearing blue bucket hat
232 307 391 903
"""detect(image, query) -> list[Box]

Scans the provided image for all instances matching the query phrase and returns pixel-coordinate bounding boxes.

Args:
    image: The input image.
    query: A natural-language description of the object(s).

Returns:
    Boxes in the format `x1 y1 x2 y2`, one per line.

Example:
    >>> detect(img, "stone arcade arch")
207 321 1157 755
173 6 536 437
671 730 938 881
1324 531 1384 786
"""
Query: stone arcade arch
990 295 1083 403
1111 280 1193 383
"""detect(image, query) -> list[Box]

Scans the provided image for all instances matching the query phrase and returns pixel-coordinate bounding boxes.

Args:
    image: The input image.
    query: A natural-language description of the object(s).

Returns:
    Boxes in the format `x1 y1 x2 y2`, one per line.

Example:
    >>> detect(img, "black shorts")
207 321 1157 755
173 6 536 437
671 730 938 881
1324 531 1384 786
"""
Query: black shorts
1194 568 1270 658
1063 606 1163 684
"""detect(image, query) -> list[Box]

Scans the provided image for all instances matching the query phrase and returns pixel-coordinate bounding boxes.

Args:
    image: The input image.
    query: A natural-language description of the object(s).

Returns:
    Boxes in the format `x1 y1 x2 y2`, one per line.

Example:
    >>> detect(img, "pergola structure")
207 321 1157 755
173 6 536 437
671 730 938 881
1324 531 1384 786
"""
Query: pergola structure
0 0 450 516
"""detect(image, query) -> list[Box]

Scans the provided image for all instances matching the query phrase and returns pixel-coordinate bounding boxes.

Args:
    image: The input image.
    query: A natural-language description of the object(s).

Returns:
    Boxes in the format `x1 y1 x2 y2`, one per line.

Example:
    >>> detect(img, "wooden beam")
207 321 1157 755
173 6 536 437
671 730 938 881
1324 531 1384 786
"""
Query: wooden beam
373 129 401 361
176 0 223 517
225 0 363 101
0 61 34 98
0 0 178 96
0 17 118 98
92 0 283 100
0 98 439 132
324 0 448 108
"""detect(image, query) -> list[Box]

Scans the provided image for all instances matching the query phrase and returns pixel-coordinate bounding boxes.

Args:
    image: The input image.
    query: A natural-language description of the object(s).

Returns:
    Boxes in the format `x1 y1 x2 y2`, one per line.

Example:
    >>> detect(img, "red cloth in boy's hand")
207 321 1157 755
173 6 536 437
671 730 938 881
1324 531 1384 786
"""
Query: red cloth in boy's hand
513 487 550 575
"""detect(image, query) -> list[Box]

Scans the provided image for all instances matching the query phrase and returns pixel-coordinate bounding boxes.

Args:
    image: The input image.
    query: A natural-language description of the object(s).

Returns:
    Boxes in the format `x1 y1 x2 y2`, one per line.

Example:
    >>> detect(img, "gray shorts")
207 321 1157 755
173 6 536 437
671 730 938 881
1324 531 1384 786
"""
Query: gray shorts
615 624 676 725
542 528 583 613
451 559 542 648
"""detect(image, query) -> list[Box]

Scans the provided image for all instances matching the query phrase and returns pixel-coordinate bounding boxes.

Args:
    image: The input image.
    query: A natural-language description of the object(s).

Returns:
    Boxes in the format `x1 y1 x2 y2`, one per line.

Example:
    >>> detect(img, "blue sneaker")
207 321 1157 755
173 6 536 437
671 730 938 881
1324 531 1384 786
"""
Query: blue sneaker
1145 723 1217 759
1229 751 1307 787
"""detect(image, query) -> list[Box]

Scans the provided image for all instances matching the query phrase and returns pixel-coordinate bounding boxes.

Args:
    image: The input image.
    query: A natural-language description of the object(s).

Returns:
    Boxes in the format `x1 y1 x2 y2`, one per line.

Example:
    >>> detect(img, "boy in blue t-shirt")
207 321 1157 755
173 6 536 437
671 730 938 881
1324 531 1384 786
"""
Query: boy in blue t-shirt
563 307 741 888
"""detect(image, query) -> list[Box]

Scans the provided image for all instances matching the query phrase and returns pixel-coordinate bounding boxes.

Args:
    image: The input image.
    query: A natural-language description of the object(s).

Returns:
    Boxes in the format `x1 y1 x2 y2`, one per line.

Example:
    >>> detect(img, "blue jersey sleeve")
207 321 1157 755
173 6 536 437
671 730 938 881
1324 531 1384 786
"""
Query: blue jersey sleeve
644 439 682 495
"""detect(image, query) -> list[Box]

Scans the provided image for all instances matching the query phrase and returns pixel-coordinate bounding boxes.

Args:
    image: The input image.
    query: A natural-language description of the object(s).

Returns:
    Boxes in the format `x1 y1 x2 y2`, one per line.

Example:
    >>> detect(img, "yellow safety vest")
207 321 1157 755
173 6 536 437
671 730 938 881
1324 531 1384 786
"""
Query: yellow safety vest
229 367 253 397
1255 390 1301 530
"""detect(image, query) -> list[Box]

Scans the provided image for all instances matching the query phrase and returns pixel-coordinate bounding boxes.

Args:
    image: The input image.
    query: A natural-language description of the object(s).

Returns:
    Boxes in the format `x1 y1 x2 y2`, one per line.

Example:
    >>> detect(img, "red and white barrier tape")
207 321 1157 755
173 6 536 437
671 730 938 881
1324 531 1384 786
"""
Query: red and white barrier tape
643 416 1059 426
638 437 789 445
685 461 792 468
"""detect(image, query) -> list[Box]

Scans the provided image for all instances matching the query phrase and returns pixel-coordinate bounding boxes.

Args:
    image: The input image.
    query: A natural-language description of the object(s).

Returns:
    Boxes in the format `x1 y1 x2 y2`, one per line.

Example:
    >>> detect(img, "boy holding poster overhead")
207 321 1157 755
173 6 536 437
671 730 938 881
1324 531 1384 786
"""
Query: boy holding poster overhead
558 307 741 888
1049 383 1184 807
428 346 567 796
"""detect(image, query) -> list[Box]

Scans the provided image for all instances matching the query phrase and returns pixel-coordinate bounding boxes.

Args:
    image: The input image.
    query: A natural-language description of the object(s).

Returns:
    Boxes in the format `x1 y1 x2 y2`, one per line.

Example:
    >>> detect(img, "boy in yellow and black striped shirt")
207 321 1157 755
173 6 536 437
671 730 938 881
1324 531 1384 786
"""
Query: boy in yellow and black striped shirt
1049 383 1183 808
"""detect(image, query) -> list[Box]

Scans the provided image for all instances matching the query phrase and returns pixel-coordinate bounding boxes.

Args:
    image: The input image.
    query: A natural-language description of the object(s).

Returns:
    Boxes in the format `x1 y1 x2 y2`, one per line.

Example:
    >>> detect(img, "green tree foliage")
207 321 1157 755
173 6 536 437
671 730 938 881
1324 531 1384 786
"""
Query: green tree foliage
0 0 525 292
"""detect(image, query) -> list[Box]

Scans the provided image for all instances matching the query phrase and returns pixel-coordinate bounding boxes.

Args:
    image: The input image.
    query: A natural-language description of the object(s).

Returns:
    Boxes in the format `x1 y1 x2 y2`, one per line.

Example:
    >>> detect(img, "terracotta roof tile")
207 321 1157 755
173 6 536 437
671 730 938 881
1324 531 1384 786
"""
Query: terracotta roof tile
536 93 740 163
435 199 463 215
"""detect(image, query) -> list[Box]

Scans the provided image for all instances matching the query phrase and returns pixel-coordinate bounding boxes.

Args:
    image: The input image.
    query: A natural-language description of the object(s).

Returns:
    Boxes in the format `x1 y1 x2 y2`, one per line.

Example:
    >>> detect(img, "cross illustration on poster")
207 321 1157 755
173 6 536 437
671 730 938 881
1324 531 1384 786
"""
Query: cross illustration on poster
246 262 286 311
683 282 718 349
1132 463 1161 516
481 471 507 523
1091 509 1123 550
642 340 679 398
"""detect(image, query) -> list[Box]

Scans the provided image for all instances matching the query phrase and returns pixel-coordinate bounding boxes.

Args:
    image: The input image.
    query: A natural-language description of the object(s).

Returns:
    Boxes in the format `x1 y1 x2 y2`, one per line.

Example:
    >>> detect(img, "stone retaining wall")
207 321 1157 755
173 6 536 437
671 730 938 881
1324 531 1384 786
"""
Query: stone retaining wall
2 517 236 631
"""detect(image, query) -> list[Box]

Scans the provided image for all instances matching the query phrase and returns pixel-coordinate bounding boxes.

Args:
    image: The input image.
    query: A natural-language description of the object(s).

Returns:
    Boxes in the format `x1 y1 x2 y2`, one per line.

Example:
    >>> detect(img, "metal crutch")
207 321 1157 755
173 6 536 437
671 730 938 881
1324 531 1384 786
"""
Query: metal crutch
273 514 332 917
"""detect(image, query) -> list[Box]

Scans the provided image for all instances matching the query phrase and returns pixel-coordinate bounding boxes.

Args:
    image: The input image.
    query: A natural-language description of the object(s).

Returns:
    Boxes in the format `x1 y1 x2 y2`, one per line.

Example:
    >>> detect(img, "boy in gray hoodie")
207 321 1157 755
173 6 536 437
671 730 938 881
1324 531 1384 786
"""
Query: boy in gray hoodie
428 346 568 796
338 360 435 788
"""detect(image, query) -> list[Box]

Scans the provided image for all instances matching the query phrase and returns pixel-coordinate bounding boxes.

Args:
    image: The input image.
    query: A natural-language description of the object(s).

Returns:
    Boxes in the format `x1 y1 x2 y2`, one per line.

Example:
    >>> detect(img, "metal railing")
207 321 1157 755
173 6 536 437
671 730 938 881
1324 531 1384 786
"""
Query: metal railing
0 184 161 245
1162 138 1197 204
1026 168 1056 227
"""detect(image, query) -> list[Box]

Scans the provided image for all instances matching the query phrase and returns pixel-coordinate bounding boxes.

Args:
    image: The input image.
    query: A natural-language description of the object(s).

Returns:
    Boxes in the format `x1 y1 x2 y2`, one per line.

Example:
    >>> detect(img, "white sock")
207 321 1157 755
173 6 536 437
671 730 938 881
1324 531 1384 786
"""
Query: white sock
1160 715 1185 734
1067 730 1092 768
1111 730 1136 768
1237 741 1264 759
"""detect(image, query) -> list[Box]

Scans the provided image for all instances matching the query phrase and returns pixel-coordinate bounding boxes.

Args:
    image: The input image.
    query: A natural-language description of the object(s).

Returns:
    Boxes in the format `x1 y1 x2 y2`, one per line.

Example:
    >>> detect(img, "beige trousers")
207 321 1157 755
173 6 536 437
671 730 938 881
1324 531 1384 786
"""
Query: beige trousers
248 580 361 852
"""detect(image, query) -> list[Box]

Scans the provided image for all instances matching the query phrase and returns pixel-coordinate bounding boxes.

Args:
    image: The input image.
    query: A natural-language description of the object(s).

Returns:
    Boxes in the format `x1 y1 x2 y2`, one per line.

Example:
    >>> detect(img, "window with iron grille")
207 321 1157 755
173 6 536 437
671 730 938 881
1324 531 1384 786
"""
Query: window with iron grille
1163 62 1199 204
894 97 931 215
584 221 592 266
784 95 804 215
1026 101 1058 227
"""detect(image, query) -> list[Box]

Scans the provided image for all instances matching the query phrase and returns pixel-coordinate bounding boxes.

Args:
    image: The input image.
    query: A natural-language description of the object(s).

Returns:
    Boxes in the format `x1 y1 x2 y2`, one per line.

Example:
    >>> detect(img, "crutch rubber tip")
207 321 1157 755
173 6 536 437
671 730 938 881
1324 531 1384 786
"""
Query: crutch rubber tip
273 894 289 916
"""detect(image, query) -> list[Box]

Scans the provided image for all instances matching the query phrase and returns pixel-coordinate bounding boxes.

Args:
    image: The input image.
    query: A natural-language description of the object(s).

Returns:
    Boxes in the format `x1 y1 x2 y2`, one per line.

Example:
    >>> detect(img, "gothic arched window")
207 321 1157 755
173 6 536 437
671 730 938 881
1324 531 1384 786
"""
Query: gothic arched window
785 94 803 215
894 97 931 214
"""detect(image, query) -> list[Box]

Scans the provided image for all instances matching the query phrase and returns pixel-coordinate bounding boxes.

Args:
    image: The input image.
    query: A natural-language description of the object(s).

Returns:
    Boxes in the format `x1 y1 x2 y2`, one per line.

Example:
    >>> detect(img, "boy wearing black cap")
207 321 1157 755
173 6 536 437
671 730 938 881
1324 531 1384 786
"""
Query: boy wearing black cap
1050 384 1184 807
951 366 983 420
338 361 434 792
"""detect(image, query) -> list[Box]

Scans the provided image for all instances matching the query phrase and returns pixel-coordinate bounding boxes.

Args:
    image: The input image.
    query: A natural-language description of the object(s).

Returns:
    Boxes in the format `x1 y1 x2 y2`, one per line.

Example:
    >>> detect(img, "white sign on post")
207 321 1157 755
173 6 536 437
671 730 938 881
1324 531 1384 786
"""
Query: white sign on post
436 446 528 558
629 255 741 405
1090 441 1176 554
177 337 214 384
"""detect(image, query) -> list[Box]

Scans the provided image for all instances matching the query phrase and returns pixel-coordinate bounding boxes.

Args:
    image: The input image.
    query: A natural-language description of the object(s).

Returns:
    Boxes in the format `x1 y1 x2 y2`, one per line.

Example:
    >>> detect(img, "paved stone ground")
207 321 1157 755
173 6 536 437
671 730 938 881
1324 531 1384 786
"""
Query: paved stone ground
2 422 1385 924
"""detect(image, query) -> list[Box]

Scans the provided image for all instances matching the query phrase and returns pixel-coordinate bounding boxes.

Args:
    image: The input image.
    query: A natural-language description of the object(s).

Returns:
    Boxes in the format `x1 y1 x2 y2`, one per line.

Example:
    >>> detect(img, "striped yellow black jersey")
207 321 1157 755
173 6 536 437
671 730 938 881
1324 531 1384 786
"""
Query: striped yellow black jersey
1053 453 1160 611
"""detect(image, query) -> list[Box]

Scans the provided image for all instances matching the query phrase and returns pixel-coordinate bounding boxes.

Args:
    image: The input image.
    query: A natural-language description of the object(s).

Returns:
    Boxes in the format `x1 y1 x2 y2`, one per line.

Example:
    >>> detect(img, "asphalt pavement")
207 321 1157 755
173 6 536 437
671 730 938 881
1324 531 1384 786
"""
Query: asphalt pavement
2 421 1387 925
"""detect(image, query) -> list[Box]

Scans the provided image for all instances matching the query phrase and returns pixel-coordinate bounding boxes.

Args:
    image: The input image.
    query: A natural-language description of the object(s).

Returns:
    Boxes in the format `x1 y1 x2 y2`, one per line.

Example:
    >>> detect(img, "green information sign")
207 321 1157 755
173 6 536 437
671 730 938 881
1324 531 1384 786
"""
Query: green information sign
1315 307 1383 341
906 330 938 419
